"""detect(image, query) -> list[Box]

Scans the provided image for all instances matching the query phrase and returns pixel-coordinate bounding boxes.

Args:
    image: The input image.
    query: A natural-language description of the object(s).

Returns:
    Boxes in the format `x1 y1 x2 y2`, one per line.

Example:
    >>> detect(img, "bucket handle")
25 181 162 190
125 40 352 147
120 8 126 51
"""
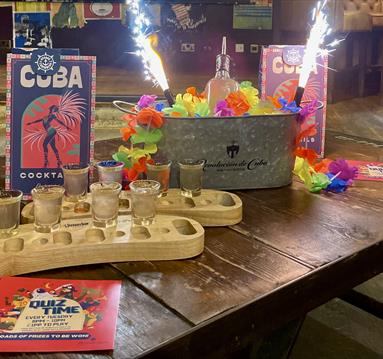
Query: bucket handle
112 100 138 115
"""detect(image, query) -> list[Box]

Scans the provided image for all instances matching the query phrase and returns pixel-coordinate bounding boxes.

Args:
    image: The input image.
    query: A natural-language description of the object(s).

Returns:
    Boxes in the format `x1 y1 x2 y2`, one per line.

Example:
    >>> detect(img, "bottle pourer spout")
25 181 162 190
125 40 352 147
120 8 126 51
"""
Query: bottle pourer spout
221 36 226 55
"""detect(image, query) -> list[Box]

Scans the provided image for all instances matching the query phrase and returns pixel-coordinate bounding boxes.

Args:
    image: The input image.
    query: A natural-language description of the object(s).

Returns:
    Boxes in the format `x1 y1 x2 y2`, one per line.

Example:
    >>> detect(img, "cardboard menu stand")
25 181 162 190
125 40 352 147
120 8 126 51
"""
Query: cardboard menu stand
260 45 328 157
6 49 96 198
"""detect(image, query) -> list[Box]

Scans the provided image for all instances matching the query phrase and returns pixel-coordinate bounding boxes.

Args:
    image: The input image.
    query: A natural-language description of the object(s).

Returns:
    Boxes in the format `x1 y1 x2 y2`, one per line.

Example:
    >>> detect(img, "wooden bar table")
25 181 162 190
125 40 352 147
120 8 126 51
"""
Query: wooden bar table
2 130 383 359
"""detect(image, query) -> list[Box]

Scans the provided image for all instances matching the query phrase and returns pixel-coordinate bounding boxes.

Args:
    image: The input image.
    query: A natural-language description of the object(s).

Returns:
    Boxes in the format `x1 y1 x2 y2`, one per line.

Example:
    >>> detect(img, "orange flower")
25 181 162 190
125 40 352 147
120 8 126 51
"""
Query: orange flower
120 127 136 141
186 87 197 96
122 113 136 122
267 95 282 109
133 157 148 173
295 124 317 146
127 168 139 181
314 158 333 173
136 108 164 128
186 86 205 99
294 147 318 165
226 91 250 116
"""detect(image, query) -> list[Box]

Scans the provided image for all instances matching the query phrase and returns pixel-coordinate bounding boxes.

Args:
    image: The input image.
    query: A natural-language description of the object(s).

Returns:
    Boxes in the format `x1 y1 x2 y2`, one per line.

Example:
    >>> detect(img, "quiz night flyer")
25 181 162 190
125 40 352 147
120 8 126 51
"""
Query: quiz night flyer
0 277 121 352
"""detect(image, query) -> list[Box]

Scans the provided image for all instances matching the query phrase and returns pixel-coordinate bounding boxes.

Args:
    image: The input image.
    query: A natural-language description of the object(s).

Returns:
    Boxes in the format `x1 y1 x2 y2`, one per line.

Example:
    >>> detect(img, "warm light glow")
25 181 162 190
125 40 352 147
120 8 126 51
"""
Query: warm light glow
126 0 170 91
299 0 333 88
142 34 169 90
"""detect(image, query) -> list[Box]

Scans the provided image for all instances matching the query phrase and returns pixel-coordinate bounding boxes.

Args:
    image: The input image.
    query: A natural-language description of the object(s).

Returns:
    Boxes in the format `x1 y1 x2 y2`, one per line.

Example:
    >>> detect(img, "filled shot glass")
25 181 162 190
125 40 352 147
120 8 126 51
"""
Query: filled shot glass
62 163 89 202
96 160 124 184
90 182 122 228
0 190 23 238
146 160 172 197
31 185 65 233
178 159 205 197
129 180 160 226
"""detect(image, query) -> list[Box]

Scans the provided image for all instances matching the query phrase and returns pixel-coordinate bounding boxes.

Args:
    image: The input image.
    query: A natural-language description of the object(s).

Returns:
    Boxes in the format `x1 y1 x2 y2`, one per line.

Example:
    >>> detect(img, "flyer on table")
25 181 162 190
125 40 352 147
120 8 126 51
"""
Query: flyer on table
347 160 383 182
0 277 121 352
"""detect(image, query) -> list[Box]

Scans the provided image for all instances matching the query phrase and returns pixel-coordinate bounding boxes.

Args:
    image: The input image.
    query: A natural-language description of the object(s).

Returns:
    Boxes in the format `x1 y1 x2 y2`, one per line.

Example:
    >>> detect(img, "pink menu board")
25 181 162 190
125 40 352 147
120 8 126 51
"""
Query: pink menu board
260 45 328 157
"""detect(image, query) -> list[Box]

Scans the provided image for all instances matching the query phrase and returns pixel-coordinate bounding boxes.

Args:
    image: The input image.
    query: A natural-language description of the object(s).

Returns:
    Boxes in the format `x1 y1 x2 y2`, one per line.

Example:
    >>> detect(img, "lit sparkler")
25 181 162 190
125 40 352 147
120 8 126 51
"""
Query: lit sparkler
294 0 341 106
126 0 174 106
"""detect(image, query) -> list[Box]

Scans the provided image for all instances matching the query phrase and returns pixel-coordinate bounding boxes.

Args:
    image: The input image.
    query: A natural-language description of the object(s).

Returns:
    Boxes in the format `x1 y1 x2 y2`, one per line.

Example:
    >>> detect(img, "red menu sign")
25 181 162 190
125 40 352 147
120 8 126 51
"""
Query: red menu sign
0 277 121 352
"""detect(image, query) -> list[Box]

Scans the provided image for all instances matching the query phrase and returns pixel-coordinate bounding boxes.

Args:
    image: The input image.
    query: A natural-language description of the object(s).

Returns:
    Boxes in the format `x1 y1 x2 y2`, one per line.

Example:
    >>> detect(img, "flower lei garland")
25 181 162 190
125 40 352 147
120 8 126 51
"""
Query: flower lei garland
114 85 357 194
113 95 164 183
277 98 358 193
162 81 261 117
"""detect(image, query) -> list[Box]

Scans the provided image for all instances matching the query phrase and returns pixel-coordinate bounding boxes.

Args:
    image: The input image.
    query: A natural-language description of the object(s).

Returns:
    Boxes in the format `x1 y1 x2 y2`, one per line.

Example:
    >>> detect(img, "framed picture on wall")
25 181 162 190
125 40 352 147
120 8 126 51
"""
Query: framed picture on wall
84 2 121 20
233 1 273 30
13 11 51 48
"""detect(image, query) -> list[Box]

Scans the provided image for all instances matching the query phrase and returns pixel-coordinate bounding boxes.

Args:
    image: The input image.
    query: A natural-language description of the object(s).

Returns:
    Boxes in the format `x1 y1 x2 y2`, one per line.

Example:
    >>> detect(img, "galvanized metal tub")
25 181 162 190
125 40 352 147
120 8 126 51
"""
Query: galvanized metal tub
113 101 299 190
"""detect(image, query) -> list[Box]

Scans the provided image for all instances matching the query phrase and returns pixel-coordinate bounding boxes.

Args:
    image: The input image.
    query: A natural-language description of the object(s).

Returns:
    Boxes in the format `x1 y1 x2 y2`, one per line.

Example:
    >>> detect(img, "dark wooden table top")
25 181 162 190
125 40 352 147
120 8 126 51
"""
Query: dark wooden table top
2 130 383 359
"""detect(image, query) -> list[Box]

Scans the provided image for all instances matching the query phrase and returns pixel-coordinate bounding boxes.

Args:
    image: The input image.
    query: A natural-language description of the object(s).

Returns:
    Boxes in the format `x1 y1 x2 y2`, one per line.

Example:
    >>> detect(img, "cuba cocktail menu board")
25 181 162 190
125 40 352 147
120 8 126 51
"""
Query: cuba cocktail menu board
0 277 121 352
6 51 96 198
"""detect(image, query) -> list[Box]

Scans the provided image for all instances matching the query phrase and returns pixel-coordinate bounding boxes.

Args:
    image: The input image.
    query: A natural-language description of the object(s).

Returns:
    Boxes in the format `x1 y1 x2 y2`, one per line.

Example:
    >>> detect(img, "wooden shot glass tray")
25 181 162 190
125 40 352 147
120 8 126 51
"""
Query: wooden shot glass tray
0 215 204 276
22 189 242 227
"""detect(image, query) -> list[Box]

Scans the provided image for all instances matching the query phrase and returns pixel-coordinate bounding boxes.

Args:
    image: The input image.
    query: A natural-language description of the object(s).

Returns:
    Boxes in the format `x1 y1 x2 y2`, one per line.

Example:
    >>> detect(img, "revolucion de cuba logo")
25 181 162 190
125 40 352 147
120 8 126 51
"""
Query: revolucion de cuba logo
204 141 268 172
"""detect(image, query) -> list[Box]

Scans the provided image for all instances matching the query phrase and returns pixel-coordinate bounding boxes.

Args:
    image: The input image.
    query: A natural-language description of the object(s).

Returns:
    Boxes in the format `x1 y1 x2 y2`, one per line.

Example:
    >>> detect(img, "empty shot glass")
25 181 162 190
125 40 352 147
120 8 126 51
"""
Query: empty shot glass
0 190 23 238
146 160 172 197
96 160 124 184
178 159 205 197
90 182 122 228
31 185 65 233
129 180 160 226
62 163 89 202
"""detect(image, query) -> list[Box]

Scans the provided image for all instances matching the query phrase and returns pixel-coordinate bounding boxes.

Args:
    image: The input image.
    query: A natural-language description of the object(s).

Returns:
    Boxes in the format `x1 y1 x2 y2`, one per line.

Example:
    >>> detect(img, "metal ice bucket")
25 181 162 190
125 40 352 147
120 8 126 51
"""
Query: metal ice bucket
113 101 299 190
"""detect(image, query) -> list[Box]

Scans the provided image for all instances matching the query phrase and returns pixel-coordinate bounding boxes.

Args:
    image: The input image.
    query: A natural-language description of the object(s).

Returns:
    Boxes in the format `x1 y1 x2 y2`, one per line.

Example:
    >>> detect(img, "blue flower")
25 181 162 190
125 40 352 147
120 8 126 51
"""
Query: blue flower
155 103 165 112
325 173 349 193
278 97 300 113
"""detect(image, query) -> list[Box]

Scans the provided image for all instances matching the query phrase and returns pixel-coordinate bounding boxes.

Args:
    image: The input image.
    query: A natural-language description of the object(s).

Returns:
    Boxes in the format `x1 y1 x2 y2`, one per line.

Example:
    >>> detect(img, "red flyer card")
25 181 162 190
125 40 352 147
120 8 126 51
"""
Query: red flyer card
346 160 383 182
0 277 121 352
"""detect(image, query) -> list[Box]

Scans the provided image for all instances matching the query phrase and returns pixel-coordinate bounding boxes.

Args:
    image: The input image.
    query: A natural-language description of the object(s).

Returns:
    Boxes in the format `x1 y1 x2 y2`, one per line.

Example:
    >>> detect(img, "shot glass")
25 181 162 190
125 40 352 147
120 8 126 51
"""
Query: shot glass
90 182 122 228
31 185 65 233
178 159 205 197
62 163 89 202
129 180 160 226
0 190 23 238
96 160 124 184
146 160 172 197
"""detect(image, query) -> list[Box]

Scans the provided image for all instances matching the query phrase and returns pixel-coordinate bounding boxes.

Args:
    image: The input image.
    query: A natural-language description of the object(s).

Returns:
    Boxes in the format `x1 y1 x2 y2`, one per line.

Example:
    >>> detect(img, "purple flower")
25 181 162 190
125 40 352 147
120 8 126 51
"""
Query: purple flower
297 99 318 124
325 173 350 193
214 100 235 117
328 159 358 181
137 95 157 109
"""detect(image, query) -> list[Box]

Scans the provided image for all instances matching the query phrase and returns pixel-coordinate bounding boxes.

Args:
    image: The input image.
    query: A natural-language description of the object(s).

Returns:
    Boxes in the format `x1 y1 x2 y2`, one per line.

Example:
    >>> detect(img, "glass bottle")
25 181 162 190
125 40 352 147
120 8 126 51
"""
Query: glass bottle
204 36 239 112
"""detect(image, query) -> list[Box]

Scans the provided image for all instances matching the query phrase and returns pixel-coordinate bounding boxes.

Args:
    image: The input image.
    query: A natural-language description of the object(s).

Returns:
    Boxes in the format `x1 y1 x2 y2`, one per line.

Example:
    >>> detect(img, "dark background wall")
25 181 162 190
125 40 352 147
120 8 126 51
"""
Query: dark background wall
51 4 274 77
0 6 12 40
0 0 301 76
0 4 277 77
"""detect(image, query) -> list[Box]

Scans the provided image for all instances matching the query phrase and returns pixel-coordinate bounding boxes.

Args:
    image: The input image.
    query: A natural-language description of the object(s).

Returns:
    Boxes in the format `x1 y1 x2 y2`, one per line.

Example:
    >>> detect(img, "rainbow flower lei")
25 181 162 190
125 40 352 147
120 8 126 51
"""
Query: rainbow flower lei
114 84 357 193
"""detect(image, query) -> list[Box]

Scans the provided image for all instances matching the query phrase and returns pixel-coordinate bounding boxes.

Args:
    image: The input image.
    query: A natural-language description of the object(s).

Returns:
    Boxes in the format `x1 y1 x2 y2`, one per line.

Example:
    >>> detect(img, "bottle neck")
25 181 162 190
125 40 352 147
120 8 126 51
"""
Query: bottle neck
215 54 231 79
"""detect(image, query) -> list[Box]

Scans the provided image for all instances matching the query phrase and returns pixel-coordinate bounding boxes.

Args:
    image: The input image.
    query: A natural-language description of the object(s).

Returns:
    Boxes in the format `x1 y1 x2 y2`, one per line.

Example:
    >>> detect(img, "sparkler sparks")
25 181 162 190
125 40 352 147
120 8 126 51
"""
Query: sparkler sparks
295 0 343 106
299 0 331 89
126 0 172 102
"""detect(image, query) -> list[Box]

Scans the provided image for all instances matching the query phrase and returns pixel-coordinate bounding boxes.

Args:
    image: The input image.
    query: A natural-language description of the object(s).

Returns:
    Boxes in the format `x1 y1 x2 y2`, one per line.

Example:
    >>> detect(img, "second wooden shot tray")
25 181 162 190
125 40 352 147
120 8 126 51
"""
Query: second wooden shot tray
22 189 243 227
